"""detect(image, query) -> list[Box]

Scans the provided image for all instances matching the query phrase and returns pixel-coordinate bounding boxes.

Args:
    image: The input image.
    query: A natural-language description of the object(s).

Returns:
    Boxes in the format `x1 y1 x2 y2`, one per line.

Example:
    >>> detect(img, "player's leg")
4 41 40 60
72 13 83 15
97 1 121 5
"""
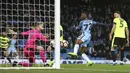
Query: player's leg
37 46 46 63
12 48 19 60
80 46 92 66
80 38 92 66
119 38 126 65
68 34 84 56
12 48 34 67
111 48 116 65
1 48 5 64
110 37 117 65
8 48 11 56
37 46 54 67
0 48 3 59
3 49 12 64
120 46 124 65
74 38 83 52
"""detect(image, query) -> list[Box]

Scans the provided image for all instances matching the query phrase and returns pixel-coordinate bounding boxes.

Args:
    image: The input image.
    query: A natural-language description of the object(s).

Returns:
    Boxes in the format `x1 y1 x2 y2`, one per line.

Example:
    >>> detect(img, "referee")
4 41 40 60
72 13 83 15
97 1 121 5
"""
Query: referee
109 11 129 65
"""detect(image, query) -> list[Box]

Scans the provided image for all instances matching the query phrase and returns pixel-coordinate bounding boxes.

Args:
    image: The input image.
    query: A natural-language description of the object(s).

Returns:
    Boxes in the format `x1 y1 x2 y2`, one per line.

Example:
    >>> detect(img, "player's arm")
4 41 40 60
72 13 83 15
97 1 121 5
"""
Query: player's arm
109 24 116 40
93 21 110 27
125 21 129 45
38 33 49 42
125 27 129 41
7 38 11 48
21 29 34 36
76 21 82 30
126 27 129 45
97 22 110 26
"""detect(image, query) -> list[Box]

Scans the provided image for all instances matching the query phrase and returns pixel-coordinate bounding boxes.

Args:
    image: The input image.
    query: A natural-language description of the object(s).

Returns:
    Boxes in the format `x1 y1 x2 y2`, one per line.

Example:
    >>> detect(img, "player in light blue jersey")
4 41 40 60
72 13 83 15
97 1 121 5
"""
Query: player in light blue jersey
8 33 19 60
68 11 106 66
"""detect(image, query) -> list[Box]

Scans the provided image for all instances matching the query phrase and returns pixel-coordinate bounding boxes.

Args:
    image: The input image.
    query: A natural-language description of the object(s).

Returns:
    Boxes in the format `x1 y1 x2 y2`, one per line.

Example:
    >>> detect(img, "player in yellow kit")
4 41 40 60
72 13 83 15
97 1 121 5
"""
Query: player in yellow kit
0 30 11 64
109 11 129 65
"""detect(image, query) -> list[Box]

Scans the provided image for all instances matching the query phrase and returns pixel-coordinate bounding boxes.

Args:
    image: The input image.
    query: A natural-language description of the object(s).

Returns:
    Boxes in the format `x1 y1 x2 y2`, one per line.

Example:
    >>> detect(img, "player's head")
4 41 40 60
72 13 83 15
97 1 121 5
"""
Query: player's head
81 11 87 19
114 11 121 18
36 21 44 30
2 31 6 37
12 33 17 39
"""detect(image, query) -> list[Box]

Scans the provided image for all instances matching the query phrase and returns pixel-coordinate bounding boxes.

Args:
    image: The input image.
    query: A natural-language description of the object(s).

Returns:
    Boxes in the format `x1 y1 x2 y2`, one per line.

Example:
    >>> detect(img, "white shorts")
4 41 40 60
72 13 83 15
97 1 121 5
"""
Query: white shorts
8 47 17 54
77 33 91 47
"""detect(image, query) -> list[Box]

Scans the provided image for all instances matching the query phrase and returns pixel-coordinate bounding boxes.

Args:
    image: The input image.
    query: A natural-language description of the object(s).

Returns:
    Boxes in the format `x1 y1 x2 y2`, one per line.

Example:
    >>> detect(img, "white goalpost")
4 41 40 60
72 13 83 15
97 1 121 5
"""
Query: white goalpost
54 0 60 69
0 0 60 69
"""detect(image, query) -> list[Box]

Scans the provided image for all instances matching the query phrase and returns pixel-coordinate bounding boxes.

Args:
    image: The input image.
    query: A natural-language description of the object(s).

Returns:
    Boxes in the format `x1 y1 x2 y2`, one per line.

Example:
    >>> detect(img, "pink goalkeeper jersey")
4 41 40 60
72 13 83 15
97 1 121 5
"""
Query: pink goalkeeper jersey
22 29 48 49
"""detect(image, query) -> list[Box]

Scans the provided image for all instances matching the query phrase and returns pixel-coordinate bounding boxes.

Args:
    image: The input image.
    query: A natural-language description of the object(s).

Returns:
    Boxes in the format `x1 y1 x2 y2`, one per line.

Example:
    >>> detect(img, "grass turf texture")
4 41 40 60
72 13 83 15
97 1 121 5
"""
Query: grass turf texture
0 64 130 73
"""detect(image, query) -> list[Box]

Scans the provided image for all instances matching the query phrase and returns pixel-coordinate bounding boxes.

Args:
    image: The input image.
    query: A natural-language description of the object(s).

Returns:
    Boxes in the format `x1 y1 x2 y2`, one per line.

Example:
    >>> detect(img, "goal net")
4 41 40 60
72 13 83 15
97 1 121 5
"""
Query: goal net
0 0 60 69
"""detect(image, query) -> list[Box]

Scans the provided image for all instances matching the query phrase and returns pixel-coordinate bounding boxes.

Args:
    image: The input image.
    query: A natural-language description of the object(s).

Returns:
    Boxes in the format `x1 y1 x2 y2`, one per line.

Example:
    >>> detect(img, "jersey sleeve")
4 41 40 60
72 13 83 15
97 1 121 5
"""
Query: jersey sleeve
7 38 11 43
22 29 34 36
37 33 49 42
92 21 97 25
8 38 10 42
124 21 128 28
79 21 82 28
113 18 116 25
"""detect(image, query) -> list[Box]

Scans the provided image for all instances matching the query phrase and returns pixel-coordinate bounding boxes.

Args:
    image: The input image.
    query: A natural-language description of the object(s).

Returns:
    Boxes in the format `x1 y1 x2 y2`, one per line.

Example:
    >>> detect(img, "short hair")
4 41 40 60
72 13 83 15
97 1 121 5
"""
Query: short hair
114 11 121 15
35 21 44 27
81 11 87 14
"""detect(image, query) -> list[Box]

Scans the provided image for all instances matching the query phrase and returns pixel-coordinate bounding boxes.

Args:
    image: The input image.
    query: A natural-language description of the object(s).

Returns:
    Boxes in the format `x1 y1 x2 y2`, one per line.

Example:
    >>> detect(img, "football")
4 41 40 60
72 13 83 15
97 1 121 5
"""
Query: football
50 40 55 48
61 40 69 48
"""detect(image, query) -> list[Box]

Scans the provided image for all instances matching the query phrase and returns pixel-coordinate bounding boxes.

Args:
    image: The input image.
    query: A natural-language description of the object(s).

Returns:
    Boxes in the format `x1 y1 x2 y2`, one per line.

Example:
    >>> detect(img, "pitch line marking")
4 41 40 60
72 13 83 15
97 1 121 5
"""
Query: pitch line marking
62 68 130 72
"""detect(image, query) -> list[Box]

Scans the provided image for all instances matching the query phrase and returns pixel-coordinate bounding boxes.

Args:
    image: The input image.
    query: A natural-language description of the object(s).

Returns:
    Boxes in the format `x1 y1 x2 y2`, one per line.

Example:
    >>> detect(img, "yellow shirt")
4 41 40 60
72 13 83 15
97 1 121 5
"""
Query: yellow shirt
0 36 10 49
113 17 128 38
60 25 63 42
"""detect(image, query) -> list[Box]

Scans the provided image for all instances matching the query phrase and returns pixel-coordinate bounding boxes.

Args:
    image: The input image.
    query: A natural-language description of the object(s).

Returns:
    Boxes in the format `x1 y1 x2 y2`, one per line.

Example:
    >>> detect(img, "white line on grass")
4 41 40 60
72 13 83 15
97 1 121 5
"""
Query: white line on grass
63 68 130 72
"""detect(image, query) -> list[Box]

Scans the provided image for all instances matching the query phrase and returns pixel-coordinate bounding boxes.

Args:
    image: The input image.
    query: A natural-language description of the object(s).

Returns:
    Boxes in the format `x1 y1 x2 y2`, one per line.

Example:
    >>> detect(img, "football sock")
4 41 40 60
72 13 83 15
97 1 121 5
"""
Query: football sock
120 50 124 61
82 53 91 62
40 50 46 63
29 56 35 64
74 44 79 54
19 62 32 67
111 51 116 62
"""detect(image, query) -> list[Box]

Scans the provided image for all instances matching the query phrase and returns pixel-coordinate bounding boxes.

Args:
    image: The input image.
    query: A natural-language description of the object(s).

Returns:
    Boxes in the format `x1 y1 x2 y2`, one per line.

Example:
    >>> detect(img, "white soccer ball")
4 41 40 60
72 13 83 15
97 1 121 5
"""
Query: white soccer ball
50 40 55 47
61 40 69 48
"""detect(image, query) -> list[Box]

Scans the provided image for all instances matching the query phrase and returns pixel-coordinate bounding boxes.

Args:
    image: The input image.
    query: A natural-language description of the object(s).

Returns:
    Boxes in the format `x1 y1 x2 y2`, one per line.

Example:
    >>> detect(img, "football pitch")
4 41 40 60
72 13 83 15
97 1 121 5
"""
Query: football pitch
0 64 130 73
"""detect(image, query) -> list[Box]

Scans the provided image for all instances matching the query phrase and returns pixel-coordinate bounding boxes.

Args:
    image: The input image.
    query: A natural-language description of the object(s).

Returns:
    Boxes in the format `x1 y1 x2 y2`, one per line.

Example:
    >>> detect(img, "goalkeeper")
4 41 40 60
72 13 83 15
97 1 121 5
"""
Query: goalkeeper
12 22 50 67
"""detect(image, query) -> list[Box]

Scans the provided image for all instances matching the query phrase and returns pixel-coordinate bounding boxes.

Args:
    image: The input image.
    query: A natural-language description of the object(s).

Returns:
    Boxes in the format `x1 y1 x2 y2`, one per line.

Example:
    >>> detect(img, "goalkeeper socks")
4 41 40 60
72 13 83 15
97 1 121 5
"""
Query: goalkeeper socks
120 50 124 61
19 62 32 67
111 51 116 62
74 44 79 54
29 56 35 64
82 53 91 62
40 50 46 63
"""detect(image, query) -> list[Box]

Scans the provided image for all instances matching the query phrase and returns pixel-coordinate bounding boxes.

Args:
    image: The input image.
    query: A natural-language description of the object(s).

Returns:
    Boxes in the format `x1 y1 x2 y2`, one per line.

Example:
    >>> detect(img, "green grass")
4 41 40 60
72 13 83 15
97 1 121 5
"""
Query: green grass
0 64 130 73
